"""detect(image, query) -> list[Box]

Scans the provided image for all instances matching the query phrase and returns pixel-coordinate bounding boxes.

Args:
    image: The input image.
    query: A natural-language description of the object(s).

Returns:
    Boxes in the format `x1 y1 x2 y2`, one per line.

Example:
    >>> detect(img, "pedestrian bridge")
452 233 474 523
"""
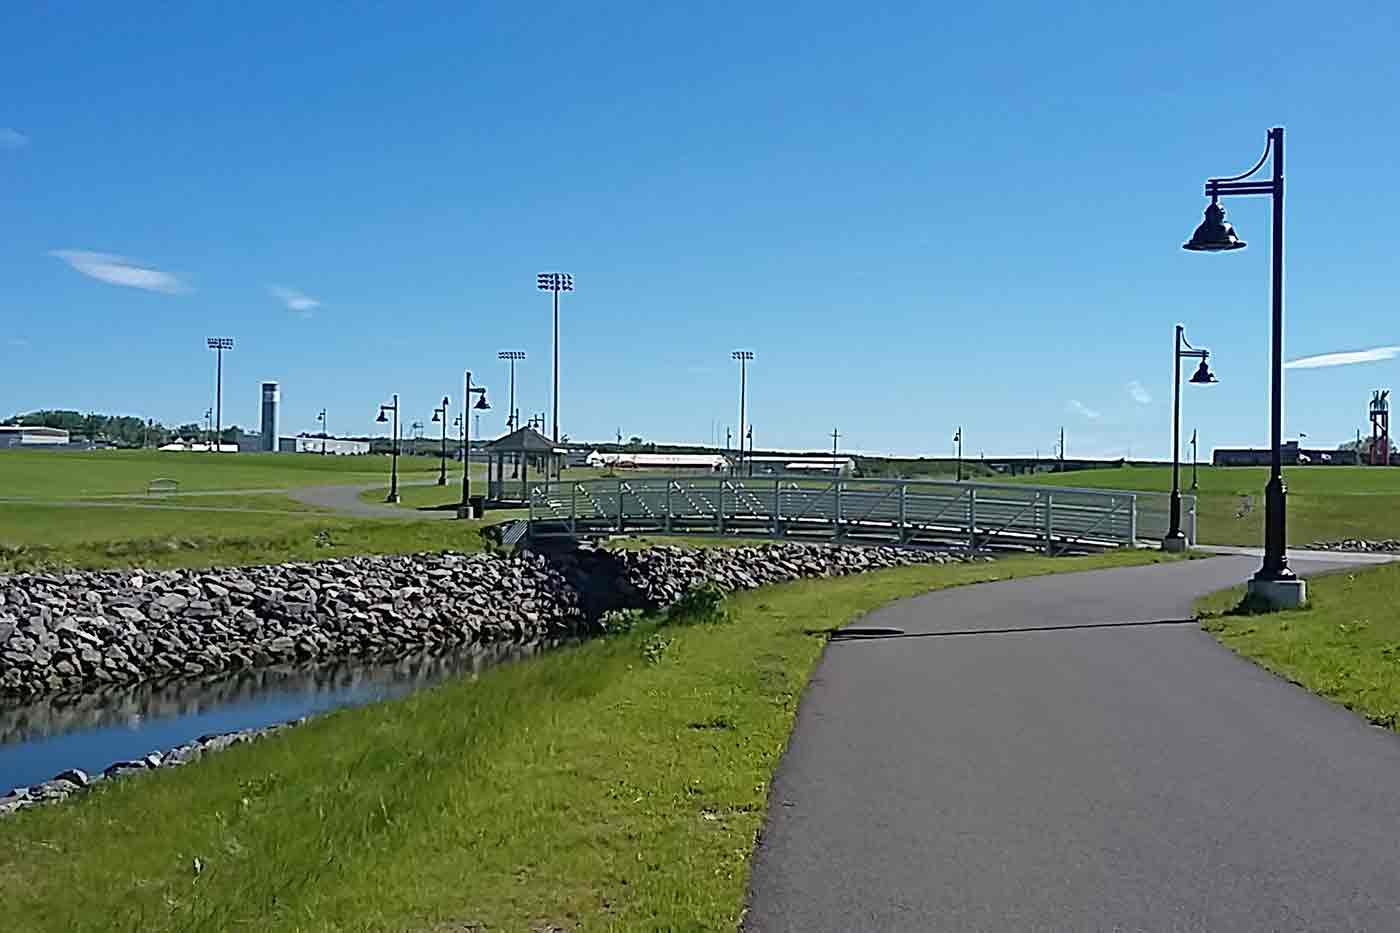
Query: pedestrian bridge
525 476 1193 554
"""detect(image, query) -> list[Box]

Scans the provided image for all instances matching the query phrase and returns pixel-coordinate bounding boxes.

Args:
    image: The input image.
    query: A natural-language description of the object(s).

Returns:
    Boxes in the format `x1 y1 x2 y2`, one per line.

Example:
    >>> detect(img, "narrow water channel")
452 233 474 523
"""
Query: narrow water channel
1 640 560 793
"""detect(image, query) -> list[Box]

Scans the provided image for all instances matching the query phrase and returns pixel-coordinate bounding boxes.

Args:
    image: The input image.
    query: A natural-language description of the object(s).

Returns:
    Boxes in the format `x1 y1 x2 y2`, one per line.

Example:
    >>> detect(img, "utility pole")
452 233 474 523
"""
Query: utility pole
1059 426 1065 472
831 428 840 476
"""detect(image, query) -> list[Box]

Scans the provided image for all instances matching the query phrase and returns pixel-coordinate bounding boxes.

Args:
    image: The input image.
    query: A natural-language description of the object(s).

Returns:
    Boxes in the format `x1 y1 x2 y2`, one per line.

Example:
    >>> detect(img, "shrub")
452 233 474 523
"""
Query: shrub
666 583 729 627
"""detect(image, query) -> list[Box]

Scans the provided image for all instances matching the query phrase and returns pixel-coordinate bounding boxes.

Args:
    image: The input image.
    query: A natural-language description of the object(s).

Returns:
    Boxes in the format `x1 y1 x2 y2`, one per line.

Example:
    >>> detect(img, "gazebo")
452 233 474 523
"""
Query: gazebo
483 427 566 505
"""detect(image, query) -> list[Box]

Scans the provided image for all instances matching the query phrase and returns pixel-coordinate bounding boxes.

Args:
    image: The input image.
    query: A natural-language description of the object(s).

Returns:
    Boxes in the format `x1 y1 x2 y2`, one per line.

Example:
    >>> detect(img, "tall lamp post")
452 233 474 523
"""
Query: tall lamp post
205 408 213 450
375 395 400 503
536 272 573 444
498 351 526 432
431 396 450 485
1164 324 1216 552
954 427 963 481
206 337 233 453
458 371 490 519
746 424 754 477
733 351 753 477
1184 125 1303 607
317 408 327 455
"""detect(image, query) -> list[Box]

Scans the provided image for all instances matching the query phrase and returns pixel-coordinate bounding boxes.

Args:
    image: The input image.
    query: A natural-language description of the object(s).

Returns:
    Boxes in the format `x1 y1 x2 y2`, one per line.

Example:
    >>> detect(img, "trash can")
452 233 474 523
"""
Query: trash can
469 495 486 519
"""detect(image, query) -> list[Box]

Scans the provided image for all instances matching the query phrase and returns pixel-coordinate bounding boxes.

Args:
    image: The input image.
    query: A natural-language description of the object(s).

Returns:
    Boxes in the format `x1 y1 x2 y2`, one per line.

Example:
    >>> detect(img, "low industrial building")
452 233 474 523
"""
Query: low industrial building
1212 441 1348 466
586 451 729 472
745 455 857 476
0 425 70 448
278 436 371 456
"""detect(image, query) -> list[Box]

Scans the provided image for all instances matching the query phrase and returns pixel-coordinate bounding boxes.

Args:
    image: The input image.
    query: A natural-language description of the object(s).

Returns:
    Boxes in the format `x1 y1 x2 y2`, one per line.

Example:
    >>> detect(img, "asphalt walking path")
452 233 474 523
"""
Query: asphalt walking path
745 553 1400 931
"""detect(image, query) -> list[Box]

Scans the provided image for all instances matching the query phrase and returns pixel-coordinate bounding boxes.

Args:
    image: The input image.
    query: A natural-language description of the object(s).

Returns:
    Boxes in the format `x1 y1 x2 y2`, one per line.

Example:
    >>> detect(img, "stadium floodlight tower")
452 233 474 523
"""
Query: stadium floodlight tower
732 351 754 476
536 272 574 444
206 337 234 452
498 351 526 432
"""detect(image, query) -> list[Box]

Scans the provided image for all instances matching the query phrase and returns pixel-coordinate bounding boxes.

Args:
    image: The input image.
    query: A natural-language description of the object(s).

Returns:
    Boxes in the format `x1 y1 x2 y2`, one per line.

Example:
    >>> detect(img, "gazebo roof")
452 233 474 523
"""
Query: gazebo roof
482 427 560 454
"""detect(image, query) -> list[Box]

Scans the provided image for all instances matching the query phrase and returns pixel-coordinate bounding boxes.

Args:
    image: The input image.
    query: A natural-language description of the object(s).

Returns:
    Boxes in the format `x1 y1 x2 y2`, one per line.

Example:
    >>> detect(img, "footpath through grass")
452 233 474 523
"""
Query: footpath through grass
1015 464 1400 547
0 549 1166 932
1200 562 1400 728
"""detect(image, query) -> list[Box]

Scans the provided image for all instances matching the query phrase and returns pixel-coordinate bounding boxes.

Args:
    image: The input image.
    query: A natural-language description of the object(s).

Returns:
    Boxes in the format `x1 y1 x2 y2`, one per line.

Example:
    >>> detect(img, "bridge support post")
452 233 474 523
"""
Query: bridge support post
1044 492 1053 555
772 478 781 537
718 477 726 536
1127 494 1138 548
665 480 673 533
570 483 577 536
967 487 978 555
898 482 907 545
834 480 843 542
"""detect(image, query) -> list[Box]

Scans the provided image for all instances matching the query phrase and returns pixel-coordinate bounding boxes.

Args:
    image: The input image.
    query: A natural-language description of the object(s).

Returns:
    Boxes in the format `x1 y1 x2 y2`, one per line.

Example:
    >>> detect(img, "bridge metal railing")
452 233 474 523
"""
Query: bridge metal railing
525 476 1194 553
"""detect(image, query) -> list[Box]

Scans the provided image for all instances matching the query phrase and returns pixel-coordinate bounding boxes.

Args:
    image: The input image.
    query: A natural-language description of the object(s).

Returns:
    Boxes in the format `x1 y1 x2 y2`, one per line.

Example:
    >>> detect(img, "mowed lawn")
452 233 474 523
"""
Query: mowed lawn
0 448 442 499
1013 465 1400 547
1199 562 1400 729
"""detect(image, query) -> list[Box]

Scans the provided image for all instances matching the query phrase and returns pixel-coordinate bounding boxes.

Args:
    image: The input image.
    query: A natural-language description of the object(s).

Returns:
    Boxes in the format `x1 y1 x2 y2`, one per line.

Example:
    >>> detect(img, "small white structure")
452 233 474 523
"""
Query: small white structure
586 451 729 472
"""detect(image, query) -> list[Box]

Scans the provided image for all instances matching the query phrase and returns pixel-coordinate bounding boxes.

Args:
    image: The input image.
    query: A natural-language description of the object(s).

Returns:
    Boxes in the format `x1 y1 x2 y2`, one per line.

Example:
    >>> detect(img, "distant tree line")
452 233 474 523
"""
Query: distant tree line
3 410 245 448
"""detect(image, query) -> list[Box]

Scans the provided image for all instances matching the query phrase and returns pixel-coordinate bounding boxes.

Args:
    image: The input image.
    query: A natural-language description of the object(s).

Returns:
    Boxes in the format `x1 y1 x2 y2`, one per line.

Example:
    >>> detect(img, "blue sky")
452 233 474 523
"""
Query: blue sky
3 2 1397 457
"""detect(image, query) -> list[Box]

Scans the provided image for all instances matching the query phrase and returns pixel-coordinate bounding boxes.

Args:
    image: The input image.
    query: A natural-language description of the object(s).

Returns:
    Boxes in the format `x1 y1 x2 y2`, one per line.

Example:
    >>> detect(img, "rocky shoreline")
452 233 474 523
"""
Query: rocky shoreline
1 542 975 816
1307 539 1400 554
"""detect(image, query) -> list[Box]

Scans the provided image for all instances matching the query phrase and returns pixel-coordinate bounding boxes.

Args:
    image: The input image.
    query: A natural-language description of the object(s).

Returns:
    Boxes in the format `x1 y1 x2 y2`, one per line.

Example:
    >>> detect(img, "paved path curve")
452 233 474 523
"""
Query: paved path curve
285 480 455 520
746 554 1400 931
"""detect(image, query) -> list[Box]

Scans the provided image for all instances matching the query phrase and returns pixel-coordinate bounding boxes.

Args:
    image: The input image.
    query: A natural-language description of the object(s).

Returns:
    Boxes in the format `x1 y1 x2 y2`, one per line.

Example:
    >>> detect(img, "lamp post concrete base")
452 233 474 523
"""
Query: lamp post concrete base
1247 577 1307 611
1162 535 1189 553
384 493 400 504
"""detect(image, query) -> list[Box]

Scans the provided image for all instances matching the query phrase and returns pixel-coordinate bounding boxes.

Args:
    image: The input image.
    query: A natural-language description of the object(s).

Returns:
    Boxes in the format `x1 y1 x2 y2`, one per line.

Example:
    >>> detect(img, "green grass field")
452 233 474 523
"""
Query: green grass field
0 550 1167 932
1014 465 1400 546
0 448 441 498
1199 562 1400 728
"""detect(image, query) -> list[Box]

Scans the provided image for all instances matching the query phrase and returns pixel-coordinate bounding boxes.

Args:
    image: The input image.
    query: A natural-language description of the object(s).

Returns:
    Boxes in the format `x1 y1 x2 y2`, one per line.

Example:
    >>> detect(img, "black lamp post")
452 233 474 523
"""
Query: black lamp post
1184 126 1303 607
317 408 327 455
954 427 963 482
1165 325 1216 551
431 396 449 486
458 371 490 519
376 395 400 503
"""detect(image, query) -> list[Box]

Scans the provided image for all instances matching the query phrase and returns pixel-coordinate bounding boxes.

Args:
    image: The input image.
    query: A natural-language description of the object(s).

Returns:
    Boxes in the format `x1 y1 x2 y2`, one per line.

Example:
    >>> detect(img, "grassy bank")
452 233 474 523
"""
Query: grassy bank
0 512 502 573
0 550 1168 932
1014 465 1400 546
0 449 444 499
1199 562 1400 727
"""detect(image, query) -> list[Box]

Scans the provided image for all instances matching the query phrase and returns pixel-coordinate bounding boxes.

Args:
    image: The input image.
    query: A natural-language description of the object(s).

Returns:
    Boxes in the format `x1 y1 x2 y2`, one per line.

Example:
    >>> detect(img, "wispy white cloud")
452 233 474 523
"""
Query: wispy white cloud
1127 380 1152 405
1285 346 1400 370
0 128 27 150
1067 399 1102 420
268 285 320 313
49 249 188 294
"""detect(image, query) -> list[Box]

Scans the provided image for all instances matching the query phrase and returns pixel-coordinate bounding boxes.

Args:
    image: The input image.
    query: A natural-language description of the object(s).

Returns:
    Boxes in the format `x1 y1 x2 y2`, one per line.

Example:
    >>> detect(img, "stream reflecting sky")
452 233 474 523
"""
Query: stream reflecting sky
1 640 559 793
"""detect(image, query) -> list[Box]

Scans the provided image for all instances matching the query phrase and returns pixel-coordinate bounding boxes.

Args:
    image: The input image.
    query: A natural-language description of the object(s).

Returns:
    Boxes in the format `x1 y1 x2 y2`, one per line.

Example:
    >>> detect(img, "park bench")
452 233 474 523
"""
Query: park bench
146 477 179 496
